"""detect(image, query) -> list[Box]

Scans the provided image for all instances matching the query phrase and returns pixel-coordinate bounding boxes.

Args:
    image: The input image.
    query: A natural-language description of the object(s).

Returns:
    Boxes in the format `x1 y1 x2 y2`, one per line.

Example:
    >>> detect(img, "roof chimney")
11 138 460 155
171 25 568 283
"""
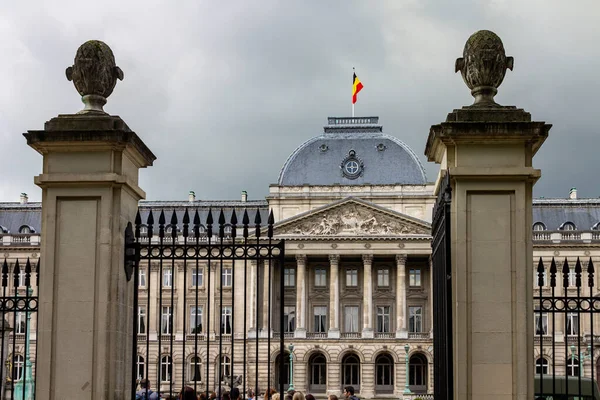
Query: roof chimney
20 193 28 204
569 187 577 200
189 191 196 203
241 191 248 202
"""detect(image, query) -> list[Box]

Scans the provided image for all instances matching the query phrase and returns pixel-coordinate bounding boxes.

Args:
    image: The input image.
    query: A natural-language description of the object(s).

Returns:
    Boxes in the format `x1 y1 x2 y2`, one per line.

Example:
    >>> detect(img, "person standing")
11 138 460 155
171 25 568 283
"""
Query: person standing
136 379 159 400
343 386 358 400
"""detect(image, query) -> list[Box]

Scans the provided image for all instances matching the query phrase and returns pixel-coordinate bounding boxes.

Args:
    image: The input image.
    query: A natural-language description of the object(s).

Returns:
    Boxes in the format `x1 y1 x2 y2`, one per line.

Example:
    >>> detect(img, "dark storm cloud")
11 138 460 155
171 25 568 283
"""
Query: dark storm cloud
1 0 599 202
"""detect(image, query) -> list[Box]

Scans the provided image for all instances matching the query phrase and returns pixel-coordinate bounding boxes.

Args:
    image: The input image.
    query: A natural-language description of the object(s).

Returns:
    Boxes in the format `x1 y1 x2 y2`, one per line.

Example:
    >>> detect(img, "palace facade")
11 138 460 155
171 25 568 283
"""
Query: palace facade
1 116 600 398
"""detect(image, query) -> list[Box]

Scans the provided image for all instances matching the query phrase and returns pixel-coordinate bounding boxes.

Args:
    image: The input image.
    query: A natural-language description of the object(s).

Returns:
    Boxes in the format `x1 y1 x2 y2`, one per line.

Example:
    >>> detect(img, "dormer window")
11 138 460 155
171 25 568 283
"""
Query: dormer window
0 226 7 234
533 222 546 231
18 225 33 234
592 222 600 230
139 225 148 235
560 222 577 231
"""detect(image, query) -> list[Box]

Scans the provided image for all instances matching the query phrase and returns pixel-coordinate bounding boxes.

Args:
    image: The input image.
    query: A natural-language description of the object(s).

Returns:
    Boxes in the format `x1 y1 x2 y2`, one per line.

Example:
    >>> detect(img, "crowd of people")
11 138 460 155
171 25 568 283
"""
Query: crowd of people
135 379 361 400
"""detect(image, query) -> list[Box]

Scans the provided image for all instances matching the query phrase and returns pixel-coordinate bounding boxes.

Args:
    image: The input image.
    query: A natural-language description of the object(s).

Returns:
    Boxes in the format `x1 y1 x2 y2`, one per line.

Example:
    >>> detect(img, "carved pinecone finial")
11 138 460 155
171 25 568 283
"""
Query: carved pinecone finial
455 30 514 107
66 40 124 114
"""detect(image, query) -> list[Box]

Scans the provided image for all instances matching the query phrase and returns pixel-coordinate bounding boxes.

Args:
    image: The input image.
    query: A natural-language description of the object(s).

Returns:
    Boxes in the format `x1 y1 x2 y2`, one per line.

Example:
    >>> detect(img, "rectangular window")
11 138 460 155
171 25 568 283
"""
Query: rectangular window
163 268 172 288
313 306 327 333
284 306 296 332
315 268 327 287
222 267 232 287
139 268 146 288
377 306 391 333
190 306 203 334
568 268 576 287
18 269 26 287
284 268 296 287
566 312 579 336
161 306 173 334
346 269 358 287
221 306 232 334
15 312 25 334
344 306 359 333
534 312 548 335
377 269 390 287
137 306 146 334
409 269 421 287
409 306 422 333
192 267 203 287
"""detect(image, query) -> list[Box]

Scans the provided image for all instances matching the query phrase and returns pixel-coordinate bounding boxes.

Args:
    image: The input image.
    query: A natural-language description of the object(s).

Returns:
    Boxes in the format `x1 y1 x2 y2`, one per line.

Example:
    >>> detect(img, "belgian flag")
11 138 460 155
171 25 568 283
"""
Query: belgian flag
352 72 364 104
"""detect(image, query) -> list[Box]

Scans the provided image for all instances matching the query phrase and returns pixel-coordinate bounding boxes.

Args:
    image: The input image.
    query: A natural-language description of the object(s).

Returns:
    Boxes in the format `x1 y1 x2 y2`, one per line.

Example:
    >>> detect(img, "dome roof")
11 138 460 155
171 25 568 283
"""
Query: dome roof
278 117 427 186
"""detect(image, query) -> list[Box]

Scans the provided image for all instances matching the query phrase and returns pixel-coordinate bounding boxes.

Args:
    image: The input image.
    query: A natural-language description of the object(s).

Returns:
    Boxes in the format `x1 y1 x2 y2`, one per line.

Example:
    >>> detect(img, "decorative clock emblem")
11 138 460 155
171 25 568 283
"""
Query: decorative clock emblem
341 150 364 179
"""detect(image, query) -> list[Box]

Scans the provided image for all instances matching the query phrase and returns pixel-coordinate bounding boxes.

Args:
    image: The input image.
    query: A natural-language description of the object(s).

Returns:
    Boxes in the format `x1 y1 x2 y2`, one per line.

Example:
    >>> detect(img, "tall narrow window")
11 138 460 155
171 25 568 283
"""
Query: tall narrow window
409 354 427 390
163 268 172 288
192 267 203 287
136 355 145 380
567 357 580 376
139 268 146 288
222 267 232 287
375 354 394 393
566 312 579 336
284 268 296 287
138 306 147 334
342 354 361 389
376 306 391 333
534 311 548 335
160 355 172 382
18 269 26 287
221 306 232 334
15 312 25 334
12 355 23 381
284 306 296 333
189 356 201 382
220 355 231 381
409 269 421 287
409 306 422 333
344 306 359 333
190 306 203 334
377 268 390 287
314 306 327 333
315 268 327 287
346 269 358 287
161 306 173 335
309 354 327 390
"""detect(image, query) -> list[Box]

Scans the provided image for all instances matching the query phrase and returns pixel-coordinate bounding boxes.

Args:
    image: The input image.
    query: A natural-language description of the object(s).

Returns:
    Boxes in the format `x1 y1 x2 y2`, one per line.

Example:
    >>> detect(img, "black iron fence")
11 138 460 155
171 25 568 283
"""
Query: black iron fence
0 258 39 400
535 256 600 399
126 208 285 399
431 173 452 400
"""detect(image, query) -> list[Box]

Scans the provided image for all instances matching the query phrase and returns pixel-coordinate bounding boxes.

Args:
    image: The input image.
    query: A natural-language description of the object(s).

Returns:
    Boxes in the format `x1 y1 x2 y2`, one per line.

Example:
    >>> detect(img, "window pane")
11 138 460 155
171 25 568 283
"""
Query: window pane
284 306 296 332
139 269 146 287
138 306 146 334
346 269 358 287
161 306 172 334
345 306 359 332
314 306 327 333
192 268 203 287
315 269 326 286
378 269 389 286
409 269 421 286
163 268 172 287
190 307 203 333
222 268 232 287
284 269 296 287
221 306 232 334
409 306 422 333
377 306 391 333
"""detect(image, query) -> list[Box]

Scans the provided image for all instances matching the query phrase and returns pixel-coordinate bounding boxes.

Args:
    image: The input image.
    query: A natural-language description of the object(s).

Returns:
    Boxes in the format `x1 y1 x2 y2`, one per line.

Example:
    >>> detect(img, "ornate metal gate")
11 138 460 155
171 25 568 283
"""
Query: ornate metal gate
431 173 452 400
125 207 285 399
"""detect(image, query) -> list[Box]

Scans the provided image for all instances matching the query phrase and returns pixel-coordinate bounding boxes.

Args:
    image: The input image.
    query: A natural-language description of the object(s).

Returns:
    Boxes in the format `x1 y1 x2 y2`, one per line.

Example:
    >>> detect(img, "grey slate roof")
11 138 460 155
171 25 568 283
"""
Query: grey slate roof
532 198 600 230
0 203 42 233
277 117 427 186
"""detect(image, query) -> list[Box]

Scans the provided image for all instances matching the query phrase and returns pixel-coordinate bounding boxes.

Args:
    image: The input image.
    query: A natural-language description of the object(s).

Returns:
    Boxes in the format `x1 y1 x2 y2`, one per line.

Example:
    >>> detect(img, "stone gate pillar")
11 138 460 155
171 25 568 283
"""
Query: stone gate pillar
425 31 551 400
23 41 155 399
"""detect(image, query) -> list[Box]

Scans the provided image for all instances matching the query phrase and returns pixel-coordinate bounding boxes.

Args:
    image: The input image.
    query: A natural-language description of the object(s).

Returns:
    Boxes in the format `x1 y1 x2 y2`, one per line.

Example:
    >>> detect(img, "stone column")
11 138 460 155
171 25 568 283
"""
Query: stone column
425 30 550 400
248 260 258 338
24 41 155 399
295 255 307 338
209 263 217 339
395 254 408 338
176 263 185 337
362 254 374 338
328 255 340 338
261 261 270 337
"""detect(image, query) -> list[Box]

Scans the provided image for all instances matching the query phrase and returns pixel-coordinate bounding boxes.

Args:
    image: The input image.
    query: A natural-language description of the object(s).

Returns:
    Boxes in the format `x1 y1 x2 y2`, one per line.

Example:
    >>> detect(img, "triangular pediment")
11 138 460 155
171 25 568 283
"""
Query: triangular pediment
273 197 431 237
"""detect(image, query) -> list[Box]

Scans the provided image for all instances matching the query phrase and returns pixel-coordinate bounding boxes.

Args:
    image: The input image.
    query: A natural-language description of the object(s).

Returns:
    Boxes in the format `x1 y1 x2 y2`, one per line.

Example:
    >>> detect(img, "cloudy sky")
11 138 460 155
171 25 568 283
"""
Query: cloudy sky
1 0 599 202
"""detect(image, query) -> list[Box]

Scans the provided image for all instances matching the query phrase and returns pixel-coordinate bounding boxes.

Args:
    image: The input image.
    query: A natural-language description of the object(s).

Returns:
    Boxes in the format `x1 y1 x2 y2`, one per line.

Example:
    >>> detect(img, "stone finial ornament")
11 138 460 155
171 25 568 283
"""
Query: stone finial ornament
455 30 514 107
66 40 124 114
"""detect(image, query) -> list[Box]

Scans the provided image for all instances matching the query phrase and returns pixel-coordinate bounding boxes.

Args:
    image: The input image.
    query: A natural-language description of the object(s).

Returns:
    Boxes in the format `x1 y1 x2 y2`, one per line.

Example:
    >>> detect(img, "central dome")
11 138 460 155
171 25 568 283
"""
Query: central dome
277 117 427 186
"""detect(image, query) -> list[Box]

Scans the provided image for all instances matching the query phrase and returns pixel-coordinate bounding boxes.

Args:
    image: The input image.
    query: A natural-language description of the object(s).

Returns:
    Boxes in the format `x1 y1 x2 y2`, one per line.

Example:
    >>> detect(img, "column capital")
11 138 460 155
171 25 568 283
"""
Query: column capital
328 254 340 264
362 254 373 264
295 254 307 265
396 254 408 265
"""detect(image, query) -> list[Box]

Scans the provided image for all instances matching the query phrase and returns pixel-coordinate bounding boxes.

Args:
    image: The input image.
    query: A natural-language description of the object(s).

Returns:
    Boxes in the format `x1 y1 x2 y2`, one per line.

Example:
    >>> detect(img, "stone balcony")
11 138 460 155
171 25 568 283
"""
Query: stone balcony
0 234 40 246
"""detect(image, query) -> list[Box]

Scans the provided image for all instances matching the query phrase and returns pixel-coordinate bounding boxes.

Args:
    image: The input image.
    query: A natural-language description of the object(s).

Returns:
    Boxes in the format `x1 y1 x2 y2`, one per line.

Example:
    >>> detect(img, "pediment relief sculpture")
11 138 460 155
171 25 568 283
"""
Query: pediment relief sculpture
277 203 429 236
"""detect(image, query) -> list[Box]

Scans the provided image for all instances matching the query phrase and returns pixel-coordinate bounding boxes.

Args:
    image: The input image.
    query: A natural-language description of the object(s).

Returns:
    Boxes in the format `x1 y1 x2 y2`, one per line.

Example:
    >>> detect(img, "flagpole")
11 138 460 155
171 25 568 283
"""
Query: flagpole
352 67 355 117
352 103 354 118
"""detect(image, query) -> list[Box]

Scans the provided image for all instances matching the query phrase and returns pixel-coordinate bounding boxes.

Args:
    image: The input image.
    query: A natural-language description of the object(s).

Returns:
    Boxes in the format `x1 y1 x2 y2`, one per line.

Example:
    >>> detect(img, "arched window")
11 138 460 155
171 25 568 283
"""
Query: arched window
567 357 580 376
561 222 577 231
375 353 394 394
160 355 172 382
309 353 327 393
535 358 549 375
342 353 361 392
275 352 290 391
18 225 32 234
593 222 600 230
223 224 233 237
533 222 546 231
136 355 145 380
139 225 148 235
409 353 428 393
219 355 231 381
189 356 201 382
12 354 24 381
0 225 7 234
